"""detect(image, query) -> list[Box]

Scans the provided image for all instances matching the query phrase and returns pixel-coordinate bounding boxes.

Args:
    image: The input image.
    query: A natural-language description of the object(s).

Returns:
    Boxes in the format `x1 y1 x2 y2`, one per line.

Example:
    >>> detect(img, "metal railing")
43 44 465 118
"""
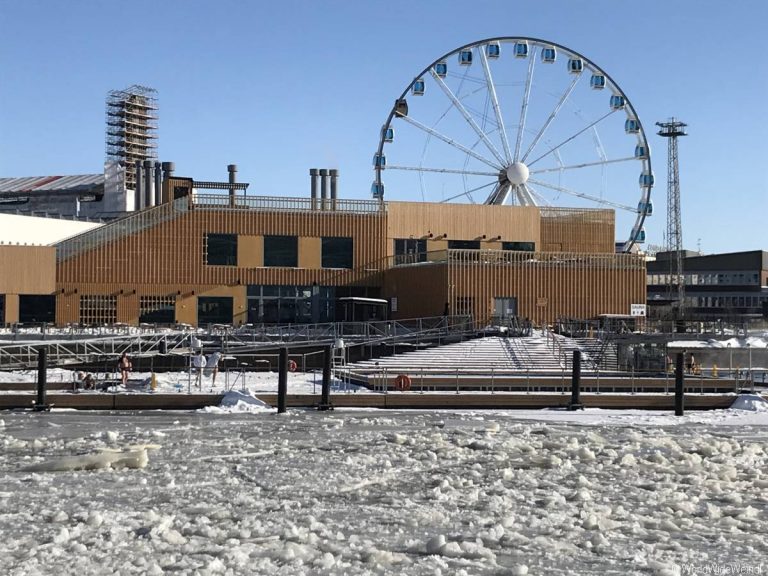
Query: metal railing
190 193 385 214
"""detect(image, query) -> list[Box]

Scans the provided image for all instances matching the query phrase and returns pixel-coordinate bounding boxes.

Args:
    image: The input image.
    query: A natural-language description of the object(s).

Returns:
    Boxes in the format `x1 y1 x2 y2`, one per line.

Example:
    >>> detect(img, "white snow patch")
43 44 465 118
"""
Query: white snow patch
201 390 272 414
730 394 768 412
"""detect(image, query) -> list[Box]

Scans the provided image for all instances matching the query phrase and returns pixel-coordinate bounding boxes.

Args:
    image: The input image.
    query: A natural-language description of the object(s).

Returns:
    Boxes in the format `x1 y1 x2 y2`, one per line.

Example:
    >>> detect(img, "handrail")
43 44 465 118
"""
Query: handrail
191 193 385 214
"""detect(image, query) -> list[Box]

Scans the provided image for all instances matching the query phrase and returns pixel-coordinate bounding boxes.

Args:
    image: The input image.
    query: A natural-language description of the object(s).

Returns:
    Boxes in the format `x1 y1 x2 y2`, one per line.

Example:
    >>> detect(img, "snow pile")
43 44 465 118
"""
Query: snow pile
730 394 768 412
201 390 272 414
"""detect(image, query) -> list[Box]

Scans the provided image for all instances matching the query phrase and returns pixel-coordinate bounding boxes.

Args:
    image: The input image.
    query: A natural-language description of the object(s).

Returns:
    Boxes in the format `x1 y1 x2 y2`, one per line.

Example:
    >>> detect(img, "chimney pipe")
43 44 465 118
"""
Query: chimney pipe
228 164 237 208
309 168 319 210
154 162 163 204
143 159 154 208
161 161 175 180
319 169 328 211
329 169 339 211
134 160 144 211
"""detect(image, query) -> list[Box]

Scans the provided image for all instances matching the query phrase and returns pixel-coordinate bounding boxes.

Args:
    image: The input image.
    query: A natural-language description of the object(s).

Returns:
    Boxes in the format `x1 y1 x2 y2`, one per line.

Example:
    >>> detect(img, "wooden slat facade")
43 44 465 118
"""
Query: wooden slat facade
0 245 56 325
49 188 645 327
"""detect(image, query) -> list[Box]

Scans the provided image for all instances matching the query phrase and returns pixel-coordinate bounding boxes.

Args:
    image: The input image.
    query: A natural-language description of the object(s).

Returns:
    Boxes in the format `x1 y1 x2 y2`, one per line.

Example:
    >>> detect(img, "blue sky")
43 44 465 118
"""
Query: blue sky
1 0 766 254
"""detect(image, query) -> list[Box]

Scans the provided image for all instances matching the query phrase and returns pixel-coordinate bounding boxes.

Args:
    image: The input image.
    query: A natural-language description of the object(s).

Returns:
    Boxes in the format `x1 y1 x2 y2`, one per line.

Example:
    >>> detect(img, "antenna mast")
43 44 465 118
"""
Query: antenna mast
656 118 687 319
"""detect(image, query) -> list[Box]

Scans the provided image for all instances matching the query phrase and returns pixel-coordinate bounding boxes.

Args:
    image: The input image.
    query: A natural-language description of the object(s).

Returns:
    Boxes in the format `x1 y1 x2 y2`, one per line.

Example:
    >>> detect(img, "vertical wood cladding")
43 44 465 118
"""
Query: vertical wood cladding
0 246 56 294
447 250 646 326
382 264 449 319
386 202 541 255
539 208 615 253
58 207 387 288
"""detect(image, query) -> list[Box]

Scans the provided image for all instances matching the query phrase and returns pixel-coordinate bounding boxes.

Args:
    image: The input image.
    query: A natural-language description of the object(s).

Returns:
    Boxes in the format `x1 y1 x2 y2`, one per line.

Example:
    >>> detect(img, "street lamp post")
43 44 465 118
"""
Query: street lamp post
727 343 732 378
747 343 753 393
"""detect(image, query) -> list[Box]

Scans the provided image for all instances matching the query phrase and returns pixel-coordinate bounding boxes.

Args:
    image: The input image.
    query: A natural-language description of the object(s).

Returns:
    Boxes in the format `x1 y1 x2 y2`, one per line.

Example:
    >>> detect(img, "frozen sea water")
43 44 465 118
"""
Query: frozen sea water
1 409 767 575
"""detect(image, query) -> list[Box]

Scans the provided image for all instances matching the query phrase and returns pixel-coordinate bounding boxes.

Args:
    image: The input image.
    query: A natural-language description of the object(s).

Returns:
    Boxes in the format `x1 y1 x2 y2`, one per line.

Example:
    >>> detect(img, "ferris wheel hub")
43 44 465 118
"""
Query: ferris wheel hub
505 162 529 186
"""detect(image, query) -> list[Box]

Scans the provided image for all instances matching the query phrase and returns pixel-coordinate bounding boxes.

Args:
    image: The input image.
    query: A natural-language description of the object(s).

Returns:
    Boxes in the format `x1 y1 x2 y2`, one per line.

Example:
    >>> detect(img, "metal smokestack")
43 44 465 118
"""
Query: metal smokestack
319 169 328 211
330 169 339 211
134 160 144 210
143 159 154 207
228 164 237 207
161 161 175 180
310 168 319 210
154 161 163 204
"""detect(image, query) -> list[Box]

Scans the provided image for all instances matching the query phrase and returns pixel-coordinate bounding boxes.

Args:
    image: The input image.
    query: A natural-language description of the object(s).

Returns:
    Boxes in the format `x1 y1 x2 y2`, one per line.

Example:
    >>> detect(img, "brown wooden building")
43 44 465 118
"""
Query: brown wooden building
0 245 56 325
3 170 646 327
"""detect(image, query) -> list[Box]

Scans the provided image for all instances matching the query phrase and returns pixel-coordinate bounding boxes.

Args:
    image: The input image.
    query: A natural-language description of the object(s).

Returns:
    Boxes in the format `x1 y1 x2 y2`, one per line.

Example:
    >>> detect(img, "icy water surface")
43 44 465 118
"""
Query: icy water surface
1 410 767 575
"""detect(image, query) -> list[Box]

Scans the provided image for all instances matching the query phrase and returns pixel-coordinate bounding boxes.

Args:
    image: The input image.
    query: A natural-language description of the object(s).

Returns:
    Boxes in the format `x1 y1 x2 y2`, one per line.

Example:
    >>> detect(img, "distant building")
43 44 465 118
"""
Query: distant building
647 250 768 321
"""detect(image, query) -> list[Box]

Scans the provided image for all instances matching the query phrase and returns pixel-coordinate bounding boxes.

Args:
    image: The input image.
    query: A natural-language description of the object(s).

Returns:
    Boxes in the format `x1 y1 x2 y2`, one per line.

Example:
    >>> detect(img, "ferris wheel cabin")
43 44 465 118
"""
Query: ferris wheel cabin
625 119 640 134
638 200 653 215
639 172 654 187
486 42 501 58
634 145 648 159
395 99 408 117
610 95 626 110
567 58 584 73
632 226 647 243
459 49 473 65
371 181 384 197
434 60 448 78
541 47 557 63
590 74 606 89
412 78 425 96
373 153 386 168
382 126 394 143
514 41 529 58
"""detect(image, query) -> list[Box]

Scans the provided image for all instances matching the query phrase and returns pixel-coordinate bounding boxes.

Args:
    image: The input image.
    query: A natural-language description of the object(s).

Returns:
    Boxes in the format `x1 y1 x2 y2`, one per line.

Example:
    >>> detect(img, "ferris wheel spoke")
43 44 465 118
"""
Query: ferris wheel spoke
520 73 582 163
429 70 507 165
398 114 503 170
529 156 636 174
516 184 537 206
514 47 537 162
528 178 636 212
486 181 512 205
440 179 498 203
523 183 551 206
387 164 499 177
526 110 617 168
478 45 512 163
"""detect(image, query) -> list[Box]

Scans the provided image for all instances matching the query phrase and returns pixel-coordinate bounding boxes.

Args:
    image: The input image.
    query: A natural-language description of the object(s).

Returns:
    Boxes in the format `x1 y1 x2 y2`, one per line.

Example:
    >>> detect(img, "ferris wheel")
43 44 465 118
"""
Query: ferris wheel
372 37 653 252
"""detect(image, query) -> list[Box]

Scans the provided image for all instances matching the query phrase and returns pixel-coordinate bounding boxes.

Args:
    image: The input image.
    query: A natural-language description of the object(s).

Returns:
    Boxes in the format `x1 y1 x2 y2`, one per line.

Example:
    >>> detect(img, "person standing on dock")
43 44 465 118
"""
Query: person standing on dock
193 351 207 389
206 351 222 388
117 353 132 386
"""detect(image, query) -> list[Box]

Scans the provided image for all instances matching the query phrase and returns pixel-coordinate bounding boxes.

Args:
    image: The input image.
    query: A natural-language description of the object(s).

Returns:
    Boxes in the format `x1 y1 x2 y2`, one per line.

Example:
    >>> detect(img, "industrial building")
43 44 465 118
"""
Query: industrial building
0 164 646 328
647 250 768 321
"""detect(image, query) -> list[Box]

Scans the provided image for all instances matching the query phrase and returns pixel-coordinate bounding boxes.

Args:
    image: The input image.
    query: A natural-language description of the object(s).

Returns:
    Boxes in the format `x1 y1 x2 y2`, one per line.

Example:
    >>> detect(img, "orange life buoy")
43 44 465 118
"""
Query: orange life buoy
394 374 411 391
288 359 298 372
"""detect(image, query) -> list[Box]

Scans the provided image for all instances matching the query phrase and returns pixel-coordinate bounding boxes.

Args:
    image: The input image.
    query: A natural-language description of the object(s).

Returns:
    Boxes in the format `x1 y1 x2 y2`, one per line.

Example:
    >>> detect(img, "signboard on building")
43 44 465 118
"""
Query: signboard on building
630 304 647 317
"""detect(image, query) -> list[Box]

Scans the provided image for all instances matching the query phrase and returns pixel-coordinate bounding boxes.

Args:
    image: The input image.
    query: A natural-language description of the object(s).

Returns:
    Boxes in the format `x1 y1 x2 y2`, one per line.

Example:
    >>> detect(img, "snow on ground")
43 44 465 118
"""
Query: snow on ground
0 367 361 395
1 408 768 575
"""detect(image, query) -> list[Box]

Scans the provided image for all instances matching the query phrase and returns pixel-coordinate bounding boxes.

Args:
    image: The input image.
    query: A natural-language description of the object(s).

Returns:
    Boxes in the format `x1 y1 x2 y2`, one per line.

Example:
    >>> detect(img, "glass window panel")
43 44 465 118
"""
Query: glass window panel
139 296 175 324
197 297 233 325
322 237 353 269
205 233 238 266
19 295 56 323
502 241 535 252
448 240 481 250
264 236 298 267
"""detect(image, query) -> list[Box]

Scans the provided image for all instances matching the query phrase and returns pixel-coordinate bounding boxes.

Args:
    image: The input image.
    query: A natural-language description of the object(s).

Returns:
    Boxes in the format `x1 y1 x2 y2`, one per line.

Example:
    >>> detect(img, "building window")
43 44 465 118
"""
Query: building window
19 295 56 323
322 237 353 269
205 233 238 266
139 296 175 324
394 238 427 265
198 297 233 325
264 236 298 267
0 294 5 325
247 285 334 324
448 240 481 250
502 241 535 252
455 296 474 318
80 295 117 325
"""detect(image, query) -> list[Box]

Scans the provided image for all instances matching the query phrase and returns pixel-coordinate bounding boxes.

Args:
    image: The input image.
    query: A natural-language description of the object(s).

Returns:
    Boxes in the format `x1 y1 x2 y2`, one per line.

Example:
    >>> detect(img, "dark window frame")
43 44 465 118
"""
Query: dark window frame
264 235 299 268
321 237 354 269
205 233 238 266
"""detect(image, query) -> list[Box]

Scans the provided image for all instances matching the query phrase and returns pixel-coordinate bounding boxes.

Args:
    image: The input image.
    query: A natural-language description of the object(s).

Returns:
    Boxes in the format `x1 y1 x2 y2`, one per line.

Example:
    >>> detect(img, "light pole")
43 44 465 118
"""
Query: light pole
727 343 732 378
747 343 753 393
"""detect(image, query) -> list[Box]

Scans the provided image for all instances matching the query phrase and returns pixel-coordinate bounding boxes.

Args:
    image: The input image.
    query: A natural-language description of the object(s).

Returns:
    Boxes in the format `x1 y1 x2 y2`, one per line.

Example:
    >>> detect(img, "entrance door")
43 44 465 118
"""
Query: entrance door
493 297 517 319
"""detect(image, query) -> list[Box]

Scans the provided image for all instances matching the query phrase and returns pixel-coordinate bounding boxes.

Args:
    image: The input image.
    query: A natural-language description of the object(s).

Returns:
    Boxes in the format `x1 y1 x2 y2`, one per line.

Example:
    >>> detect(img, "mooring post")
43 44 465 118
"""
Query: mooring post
318 345 333 411
675 352 685 416
568 350 583 410
34 348 50 412
277 347 288 414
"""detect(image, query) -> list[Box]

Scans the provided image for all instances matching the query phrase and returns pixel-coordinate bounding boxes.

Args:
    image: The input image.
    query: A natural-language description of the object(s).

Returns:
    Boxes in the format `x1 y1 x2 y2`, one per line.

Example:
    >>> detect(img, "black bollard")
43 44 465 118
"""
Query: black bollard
318 345 334 411
568 350 583 410
675 352 685 416
277 347 288 414
34 348 51 412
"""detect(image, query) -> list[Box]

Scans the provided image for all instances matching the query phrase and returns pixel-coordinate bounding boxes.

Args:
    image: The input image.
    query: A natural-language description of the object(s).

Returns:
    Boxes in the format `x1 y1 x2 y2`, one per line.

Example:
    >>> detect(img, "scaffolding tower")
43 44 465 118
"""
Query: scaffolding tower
656 118 687 317
105 85 158 192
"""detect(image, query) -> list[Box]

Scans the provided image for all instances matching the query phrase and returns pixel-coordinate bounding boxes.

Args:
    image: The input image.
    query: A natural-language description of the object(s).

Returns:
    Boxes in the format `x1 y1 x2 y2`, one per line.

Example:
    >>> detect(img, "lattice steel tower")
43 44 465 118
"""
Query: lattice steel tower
656 118 687 317
105 85 158 191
